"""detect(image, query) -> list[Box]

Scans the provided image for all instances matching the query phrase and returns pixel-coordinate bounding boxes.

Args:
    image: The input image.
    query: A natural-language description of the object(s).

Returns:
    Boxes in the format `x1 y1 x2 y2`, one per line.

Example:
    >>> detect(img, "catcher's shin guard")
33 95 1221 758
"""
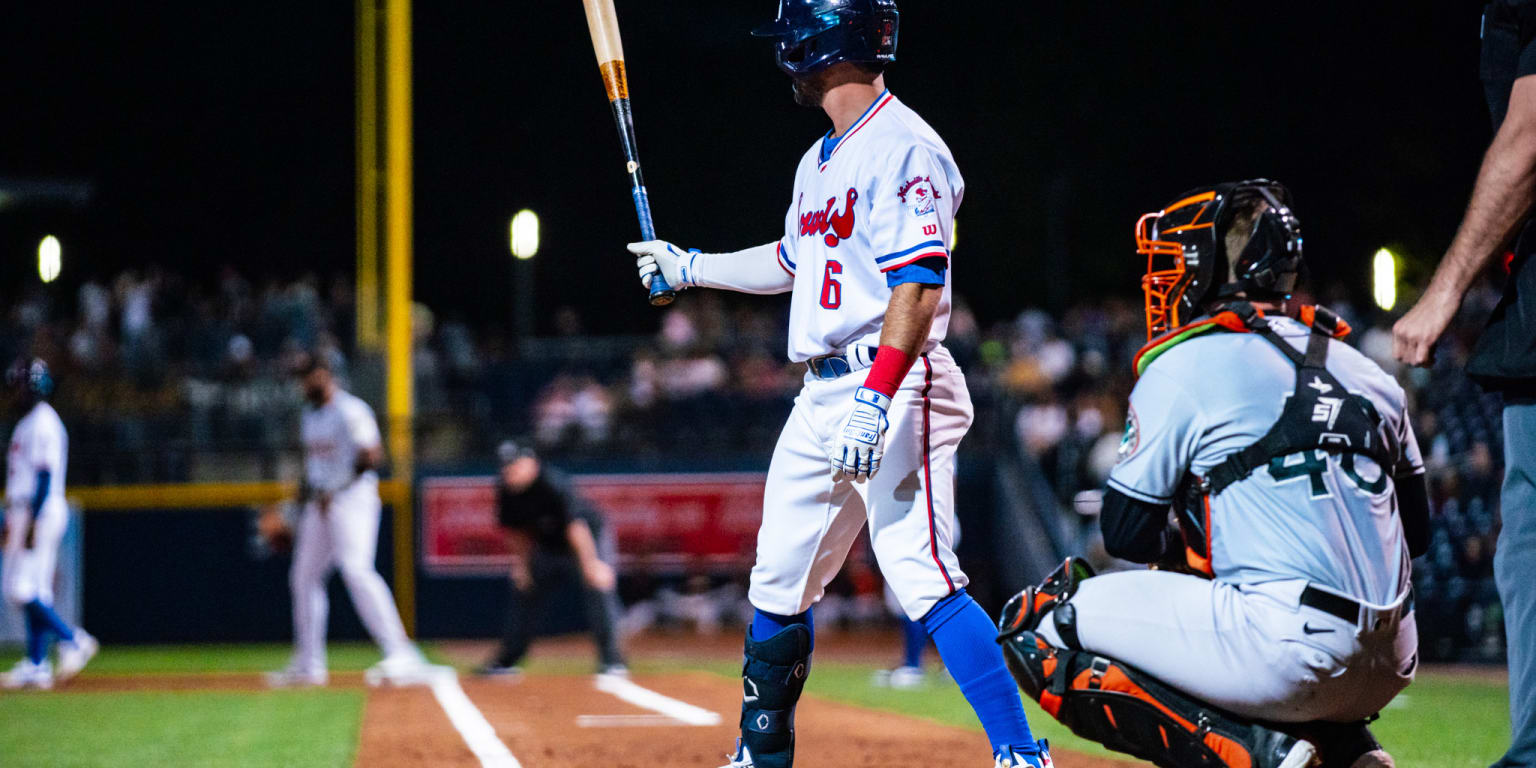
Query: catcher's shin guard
736 624 812 768
997 632 1312 768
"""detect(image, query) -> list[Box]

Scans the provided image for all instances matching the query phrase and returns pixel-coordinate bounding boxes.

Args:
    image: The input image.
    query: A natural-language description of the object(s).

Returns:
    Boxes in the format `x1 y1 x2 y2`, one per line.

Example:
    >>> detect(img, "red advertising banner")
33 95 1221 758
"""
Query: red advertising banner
420 473 768 576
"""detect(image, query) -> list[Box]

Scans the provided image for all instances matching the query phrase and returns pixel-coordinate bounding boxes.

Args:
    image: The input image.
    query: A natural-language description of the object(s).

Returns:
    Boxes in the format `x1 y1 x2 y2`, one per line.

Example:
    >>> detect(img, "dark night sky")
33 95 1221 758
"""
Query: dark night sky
0 3 1496 335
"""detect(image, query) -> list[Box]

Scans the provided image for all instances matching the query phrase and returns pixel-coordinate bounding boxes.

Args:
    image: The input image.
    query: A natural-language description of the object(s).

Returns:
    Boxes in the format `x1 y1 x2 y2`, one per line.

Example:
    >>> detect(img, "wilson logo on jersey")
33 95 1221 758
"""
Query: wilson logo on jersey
897 175 941 216
799 188 858 247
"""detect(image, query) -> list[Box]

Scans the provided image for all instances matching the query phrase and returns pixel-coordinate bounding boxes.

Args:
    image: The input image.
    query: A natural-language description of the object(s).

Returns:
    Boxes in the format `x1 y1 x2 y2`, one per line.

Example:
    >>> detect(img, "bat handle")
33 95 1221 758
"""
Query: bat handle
633 185 675 306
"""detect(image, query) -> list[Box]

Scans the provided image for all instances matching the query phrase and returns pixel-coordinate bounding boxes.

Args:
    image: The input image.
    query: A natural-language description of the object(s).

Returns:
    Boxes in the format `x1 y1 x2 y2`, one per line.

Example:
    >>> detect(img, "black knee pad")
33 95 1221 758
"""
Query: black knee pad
997 557 1095 649
999 635 1309 768
738 624 812 768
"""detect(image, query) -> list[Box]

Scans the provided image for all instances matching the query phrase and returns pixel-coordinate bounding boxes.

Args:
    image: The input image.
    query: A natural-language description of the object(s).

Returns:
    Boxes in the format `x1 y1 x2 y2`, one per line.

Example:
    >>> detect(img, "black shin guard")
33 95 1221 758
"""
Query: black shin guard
737 624 812 768
1000 631 1309 768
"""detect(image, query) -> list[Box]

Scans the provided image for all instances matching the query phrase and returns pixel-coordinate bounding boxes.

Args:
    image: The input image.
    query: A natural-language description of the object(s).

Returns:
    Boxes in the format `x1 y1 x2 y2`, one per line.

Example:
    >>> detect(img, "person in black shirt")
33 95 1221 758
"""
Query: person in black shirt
1394 2 1536 765
478 440 626 676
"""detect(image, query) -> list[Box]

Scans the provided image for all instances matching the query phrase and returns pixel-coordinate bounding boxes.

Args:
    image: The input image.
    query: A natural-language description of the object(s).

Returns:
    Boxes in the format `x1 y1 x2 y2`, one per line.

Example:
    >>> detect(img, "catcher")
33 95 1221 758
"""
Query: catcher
997 181 1429 768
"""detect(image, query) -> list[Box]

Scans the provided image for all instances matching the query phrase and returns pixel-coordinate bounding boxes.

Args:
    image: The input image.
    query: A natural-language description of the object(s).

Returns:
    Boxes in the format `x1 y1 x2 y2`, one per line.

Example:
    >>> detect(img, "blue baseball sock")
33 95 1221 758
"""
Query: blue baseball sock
25 600 75 644
23 608 48 664
751 608 813 650
921 590 1036 756
901 617 927 669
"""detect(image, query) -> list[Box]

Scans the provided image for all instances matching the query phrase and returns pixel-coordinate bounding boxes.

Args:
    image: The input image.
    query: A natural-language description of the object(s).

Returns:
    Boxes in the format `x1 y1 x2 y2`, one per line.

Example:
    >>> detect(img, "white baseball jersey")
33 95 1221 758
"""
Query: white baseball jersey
749 92 973 623
1108 315 1423 605
288 387 415 673
301 390 382 494
775 90 962 362
6 402 67 510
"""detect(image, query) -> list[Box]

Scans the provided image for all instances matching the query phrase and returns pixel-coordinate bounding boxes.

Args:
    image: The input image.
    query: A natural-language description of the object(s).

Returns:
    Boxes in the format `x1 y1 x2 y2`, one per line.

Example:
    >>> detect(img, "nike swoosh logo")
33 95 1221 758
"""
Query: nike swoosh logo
1302 623 1335 635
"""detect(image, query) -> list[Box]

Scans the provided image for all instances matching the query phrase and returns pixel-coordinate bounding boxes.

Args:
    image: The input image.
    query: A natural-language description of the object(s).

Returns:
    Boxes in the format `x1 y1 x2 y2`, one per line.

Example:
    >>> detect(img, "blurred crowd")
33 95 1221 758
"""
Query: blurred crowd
0 270 1511 661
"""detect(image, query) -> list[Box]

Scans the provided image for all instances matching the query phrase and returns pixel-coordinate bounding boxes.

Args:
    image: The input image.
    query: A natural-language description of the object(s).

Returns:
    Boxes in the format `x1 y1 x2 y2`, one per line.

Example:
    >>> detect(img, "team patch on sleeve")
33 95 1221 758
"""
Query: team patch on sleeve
1117 405 1140 462
897 175 941 217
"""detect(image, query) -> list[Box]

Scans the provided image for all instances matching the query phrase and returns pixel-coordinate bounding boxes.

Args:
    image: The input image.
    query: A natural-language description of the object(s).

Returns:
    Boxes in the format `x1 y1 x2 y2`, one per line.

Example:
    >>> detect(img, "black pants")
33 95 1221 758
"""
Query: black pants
493 544 625 670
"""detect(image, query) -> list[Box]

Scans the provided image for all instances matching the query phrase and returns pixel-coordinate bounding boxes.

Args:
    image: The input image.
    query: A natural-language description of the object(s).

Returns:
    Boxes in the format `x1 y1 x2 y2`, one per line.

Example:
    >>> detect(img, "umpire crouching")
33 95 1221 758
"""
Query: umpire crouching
478 441 627 677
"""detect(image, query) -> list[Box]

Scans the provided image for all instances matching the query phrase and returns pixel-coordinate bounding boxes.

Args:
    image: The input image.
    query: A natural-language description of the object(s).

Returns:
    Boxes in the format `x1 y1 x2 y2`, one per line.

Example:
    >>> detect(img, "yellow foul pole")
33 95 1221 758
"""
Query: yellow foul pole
355 0 380 351
383 0 415 634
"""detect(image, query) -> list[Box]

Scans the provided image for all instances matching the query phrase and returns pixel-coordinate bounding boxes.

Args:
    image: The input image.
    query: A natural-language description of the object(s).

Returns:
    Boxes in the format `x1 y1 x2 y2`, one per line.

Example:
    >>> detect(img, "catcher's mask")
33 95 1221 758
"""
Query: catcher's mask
1137 179 1303 339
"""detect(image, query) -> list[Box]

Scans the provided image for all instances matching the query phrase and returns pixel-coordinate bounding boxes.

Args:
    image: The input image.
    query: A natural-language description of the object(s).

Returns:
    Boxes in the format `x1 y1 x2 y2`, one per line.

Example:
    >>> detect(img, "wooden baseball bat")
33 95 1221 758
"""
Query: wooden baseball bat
582 0 675 306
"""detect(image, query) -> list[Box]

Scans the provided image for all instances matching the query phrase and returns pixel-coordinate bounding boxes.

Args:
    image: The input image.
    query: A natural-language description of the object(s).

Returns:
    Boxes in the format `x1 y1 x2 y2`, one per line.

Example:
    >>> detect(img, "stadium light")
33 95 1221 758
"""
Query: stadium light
510 209 539 260
1373 248 1397 311
949 217 958 252
37 235 61 283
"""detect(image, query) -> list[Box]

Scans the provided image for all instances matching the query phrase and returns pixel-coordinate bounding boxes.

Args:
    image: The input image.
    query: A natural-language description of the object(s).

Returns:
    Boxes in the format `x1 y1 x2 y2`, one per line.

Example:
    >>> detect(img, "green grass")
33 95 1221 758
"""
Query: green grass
15 641 450 676
1373 675 1511 768
0 689 364 768
0 644 1511 767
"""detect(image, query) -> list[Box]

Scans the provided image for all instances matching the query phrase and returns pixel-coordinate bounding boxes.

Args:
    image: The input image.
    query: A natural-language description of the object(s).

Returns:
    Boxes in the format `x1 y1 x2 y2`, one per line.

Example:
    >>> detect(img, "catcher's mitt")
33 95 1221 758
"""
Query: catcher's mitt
257 505 294 553
1147 525 1211 579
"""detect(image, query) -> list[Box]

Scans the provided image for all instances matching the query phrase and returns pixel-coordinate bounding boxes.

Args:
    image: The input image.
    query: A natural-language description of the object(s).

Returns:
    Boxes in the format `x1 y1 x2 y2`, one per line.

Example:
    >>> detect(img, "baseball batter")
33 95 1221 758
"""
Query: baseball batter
998 182 1427 768
267 355 439 687
630 3 1048 767
2 359 97 690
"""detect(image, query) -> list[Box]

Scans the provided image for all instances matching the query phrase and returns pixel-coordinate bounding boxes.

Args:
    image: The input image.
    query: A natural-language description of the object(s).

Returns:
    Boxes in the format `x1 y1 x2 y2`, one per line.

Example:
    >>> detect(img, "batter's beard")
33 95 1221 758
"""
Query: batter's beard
791 75 825 108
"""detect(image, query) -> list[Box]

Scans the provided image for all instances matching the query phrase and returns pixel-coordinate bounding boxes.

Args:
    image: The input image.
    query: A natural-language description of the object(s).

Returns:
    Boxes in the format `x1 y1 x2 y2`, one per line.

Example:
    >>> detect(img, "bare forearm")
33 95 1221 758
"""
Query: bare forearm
877 283 942 356
565 520 601 566
1430 83 1536 300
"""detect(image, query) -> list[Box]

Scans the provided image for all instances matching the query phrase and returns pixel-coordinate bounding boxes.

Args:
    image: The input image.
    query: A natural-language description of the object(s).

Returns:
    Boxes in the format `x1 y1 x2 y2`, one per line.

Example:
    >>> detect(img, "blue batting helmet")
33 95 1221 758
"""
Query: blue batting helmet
752 0 899 77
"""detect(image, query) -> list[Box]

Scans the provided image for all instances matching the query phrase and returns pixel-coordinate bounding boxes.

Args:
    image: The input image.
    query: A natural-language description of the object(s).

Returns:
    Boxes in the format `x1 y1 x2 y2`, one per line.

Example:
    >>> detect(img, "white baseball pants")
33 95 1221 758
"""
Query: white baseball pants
1037 570 1417 723
288 479 414 672
3 501 69 606
750 345 972 622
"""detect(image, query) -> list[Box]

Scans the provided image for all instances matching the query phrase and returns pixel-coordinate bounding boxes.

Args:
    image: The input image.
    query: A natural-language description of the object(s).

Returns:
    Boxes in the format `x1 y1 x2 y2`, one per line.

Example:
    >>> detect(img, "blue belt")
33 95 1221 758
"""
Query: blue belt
806 347 879 380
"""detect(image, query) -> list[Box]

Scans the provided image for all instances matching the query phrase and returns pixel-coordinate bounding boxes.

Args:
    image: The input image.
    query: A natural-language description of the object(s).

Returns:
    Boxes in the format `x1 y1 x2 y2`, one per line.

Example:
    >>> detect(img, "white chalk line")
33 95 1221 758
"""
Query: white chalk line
576 714 695 728
428 672 524 768
593 672 723 726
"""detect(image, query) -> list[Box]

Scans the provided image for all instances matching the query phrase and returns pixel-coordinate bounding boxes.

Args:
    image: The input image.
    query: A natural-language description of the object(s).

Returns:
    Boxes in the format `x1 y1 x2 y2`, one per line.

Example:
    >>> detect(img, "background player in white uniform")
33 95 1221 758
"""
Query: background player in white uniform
266 355 439 687
2 359 98 690
998 182 1428 768
630 3 1049 767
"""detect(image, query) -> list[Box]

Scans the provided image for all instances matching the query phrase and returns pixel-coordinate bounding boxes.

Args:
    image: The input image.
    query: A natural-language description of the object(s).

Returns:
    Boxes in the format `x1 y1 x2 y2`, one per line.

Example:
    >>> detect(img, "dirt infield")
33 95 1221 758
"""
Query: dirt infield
358 672 1128 768
57 668 1127 767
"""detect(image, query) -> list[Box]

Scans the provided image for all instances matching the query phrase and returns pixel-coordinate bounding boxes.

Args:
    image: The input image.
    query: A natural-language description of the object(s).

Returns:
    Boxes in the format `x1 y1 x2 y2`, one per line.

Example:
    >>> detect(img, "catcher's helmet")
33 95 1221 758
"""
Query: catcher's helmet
752 0 899 77
6 358 55 400
1136 179 1303 338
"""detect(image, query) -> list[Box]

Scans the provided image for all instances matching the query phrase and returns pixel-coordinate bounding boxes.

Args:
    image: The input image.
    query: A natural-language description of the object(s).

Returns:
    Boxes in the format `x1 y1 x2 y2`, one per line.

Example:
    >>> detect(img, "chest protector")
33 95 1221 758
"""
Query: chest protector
1133 303 1393 576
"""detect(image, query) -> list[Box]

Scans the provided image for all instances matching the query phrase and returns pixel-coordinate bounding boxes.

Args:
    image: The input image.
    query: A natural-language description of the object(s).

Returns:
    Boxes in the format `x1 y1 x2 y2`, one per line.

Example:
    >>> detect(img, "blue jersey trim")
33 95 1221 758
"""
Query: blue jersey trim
819 132 840 165
876 239 947 264
886 259 946 288
777 242 797 270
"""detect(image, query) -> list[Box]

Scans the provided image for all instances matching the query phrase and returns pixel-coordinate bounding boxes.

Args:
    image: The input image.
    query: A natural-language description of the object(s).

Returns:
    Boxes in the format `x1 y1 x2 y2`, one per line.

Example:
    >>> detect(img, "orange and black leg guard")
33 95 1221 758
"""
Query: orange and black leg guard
995 561 1312 768
998 632 1309 768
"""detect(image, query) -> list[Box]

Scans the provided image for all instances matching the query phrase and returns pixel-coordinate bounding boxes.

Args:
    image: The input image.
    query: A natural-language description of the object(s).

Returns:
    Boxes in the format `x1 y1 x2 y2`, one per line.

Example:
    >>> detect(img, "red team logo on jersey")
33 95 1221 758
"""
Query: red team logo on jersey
897 176 941 217
799 188 858 247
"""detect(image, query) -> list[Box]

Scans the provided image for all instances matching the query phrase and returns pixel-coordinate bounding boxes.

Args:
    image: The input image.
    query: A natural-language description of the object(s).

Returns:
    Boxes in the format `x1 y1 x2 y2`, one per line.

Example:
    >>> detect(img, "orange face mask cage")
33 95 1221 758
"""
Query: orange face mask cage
1137 190 1218 340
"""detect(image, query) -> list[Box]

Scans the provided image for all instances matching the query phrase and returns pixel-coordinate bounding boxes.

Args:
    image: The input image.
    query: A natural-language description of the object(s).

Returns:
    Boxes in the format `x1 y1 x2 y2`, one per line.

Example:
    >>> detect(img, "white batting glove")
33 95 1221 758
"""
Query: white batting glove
629 240 698 291
831 387 891 481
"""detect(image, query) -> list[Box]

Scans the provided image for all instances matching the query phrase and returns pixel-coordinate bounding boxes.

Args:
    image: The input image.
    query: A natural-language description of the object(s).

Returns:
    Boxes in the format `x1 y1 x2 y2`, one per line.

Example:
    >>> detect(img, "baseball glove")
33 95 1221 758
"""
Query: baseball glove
257 505 294 553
